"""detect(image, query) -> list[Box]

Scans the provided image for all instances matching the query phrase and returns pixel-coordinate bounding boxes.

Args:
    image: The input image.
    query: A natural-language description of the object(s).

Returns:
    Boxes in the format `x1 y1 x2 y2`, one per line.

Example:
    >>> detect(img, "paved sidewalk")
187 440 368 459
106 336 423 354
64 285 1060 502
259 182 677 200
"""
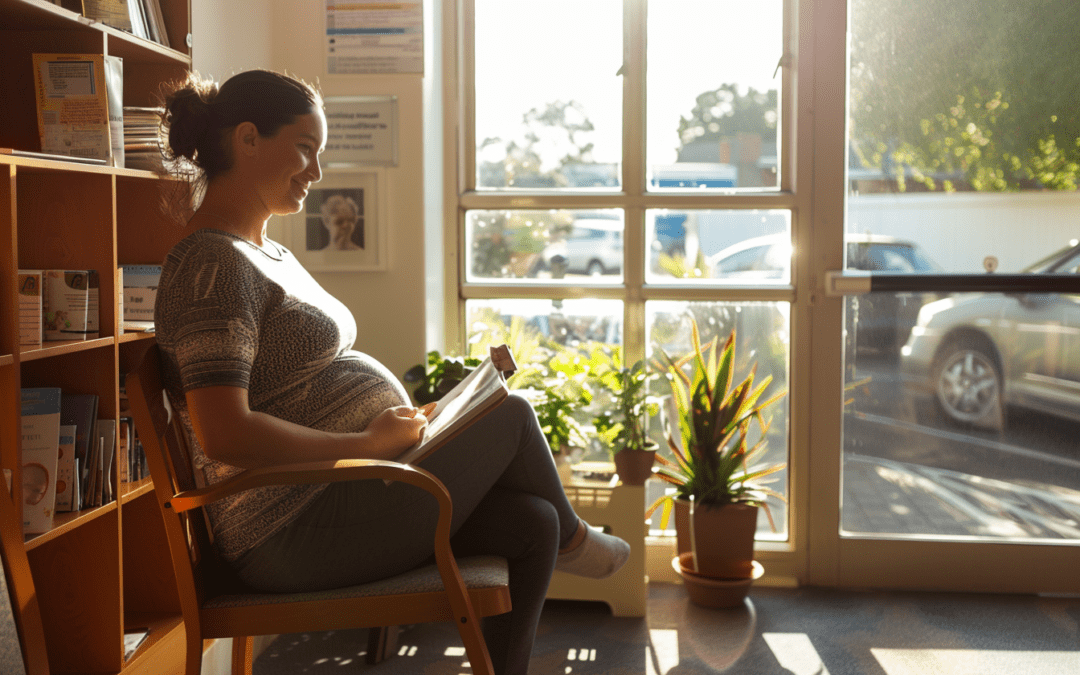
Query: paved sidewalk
842 453 1080 539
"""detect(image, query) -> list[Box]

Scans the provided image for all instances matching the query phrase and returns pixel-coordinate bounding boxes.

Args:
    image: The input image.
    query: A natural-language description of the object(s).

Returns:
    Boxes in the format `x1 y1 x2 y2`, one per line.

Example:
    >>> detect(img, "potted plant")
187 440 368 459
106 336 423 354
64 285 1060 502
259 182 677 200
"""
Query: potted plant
593 358 661 486
515 355 592 482
646 320 786 607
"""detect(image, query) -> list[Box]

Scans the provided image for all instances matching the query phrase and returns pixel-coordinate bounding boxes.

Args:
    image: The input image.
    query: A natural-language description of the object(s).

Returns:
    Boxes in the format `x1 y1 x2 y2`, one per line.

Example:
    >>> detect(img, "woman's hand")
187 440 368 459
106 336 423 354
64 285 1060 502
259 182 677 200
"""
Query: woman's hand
358 405 430 459
186 386 438 468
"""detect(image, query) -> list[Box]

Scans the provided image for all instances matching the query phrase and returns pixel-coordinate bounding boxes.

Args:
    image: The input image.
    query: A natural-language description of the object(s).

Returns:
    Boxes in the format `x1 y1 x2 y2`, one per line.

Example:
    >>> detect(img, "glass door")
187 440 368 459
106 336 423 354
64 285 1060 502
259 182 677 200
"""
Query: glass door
809 0 1080 591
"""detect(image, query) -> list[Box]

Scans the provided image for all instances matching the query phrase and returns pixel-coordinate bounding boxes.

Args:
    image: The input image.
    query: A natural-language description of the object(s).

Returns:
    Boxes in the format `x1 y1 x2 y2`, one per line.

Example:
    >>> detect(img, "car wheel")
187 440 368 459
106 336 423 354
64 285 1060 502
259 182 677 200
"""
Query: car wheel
586 260 605 276
932 340 1004 430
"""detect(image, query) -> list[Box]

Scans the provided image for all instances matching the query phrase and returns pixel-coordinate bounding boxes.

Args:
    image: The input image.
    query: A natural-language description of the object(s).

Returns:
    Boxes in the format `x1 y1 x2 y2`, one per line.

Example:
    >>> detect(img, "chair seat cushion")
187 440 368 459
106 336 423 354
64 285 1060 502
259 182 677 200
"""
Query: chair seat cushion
202 555 508 609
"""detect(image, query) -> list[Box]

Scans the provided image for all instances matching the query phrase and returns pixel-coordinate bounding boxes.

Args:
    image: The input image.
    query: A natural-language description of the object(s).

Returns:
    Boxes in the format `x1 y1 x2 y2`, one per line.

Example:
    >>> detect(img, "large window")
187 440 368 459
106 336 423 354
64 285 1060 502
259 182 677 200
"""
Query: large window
446 0 1080 591
454 0 794 542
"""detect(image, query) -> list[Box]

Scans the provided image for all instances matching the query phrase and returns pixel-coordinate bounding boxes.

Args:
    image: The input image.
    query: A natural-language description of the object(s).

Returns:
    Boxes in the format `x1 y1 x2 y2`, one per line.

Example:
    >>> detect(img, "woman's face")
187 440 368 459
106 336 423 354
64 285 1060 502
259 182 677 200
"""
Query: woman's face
256 109 326 216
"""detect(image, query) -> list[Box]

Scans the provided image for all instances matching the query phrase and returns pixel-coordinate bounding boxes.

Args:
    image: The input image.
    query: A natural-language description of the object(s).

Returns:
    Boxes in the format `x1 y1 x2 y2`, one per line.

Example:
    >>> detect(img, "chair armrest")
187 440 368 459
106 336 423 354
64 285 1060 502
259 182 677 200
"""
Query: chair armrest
165 459 447 514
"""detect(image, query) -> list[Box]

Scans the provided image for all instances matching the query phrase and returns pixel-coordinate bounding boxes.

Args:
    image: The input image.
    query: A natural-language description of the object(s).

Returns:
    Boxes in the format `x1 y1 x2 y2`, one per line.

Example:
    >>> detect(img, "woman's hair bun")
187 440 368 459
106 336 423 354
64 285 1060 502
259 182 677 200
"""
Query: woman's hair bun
162 73 219 163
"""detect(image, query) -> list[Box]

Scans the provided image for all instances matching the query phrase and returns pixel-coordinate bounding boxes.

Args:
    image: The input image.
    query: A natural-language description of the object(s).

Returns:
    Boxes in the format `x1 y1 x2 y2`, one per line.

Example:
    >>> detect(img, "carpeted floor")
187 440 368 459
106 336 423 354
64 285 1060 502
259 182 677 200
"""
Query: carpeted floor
254 583 1080 674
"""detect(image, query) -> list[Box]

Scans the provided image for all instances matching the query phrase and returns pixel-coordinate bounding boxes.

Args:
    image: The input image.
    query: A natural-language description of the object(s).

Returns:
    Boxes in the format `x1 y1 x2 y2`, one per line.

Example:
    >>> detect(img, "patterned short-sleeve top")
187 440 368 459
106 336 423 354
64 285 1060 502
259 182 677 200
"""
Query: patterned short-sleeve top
155 228 409 562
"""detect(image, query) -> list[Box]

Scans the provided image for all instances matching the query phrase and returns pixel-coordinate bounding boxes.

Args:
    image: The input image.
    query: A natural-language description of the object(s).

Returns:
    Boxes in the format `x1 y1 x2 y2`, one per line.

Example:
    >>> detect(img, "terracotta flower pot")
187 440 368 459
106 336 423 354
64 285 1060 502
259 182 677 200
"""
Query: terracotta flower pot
612 445 656 486
673 499 758 579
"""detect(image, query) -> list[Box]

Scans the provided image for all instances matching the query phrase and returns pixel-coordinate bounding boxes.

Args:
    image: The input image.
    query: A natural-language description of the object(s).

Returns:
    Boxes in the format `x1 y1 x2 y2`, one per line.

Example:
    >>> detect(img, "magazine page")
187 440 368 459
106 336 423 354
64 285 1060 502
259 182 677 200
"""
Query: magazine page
32 54 111 161
395 356 509 465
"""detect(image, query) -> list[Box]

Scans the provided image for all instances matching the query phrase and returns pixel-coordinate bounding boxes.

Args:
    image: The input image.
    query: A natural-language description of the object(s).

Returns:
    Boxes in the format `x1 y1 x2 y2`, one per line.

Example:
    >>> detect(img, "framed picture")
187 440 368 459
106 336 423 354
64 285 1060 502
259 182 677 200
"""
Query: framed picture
289 168 387 272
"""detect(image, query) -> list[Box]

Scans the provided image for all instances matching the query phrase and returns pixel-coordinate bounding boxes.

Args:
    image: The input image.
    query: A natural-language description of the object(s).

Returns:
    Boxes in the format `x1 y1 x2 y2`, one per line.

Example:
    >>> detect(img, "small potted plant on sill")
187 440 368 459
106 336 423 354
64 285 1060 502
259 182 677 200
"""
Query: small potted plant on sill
647 320 786 608
593 358 661 486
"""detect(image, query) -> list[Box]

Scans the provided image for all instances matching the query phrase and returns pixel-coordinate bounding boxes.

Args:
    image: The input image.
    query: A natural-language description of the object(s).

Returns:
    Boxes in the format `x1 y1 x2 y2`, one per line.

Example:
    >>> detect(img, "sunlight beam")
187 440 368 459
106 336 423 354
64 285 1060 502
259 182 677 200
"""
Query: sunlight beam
647 629 680 675
871 648 1080 674
762 633 831 675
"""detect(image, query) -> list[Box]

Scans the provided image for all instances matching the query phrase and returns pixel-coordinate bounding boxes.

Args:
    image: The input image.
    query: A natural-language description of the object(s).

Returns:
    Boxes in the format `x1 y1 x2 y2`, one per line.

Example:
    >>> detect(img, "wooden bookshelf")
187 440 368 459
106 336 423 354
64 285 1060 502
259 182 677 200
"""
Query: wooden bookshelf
1 0 192 672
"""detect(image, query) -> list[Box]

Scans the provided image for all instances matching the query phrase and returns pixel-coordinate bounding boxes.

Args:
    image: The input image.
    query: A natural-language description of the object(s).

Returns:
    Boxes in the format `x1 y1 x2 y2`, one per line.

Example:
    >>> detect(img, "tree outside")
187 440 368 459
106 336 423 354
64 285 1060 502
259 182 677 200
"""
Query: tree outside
850 0 1080 193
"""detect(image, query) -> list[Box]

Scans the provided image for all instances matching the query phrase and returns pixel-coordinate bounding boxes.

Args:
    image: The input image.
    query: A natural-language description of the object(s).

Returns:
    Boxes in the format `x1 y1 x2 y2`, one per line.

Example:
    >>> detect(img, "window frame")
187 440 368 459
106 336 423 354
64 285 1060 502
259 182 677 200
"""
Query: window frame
442 0 811 585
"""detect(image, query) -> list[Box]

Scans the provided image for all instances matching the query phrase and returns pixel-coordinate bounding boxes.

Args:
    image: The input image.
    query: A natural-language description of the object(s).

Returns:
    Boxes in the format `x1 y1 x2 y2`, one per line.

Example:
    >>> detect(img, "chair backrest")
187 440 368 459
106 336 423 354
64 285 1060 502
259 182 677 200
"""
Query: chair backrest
125 344 238 620
0 475 49 675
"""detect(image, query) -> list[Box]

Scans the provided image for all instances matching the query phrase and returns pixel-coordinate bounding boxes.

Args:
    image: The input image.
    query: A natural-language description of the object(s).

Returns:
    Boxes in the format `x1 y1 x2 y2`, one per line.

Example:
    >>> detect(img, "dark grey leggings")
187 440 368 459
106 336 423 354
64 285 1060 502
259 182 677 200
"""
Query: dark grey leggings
233 393 580 674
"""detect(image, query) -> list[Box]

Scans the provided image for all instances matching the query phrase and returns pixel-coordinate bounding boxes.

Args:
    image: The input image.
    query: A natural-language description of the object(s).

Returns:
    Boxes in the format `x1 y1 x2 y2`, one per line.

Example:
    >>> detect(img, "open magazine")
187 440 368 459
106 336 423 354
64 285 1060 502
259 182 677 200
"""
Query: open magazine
394 344 517 466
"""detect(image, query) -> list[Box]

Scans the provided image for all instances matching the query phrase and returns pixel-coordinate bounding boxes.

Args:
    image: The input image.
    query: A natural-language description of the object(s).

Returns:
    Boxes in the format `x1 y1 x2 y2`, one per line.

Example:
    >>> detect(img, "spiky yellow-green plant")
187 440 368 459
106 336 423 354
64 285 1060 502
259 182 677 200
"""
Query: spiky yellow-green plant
647 320 787 530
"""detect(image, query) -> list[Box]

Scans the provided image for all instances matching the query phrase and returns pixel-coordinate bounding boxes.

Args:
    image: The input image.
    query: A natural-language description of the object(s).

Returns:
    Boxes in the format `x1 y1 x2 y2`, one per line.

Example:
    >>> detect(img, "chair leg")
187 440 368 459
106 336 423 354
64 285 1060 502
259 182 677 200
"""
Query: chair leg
456 617 495 675
365 625 400 664
231 636 255 675
185 634 203 675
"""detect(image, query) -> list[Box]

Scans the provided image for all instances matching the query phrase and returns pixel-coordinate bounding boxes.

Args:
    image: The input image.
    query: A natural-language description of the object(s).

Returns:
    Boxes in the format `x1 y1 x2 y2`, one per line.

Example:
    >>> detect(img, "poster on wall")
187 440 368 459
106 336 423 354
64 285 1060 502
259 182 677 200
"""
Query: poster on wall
325 1 424 75
289 169 387 272
323 96 398 167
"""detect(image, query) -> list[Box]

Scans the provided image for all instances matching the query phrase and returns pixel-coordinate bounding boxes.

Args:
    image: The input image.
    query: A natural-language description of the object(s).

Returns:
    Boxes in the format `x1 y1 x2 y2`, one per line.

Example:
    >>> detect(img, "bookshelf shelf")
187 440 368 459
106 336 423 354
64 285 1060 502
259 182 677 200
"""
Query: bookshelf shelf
118 331 157 345
24 501 118 551
122 612 185 675
120 477 154 503
0 0 80 29
2 0 191 672
1 154 171 180
18 337 115 361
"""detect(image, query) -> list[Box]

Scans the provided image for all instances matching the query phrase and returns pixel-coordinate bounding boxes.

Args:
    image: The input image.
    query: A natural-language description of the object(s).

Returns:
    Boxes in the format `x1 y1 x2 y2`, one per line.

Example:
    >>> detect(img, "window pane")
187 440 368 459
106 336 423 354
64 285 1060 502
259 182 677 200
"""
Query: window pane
466 209 623 282
844 0 1080 541
647 301 791 539
844 288 1080 540
475 0 622 190
645 209 791 284
847 0 1080 272
466 298 623 459
467 298 623 351
647 0 783 190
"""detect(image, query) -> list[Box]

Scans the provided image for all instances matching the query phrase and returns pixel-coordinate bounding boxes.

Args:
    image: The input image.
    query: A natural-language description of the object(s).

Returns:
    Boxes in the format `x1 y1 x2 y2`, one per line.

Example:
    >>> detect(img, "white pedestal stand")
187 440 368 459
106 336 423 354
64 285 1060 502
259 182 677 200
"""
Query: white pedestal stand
546 479 647 617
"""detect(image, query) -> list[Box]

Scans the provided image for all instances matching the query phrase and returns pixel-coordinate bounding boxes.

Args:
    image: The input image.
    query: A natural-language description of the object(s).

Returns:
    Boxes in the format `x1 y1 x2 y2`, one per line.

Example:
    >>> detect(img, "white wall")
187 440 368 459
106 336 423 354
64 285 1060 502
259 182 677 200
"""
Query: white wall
848 191 1080 273
190 0 429 380
191 0 273 77
422 0 444 353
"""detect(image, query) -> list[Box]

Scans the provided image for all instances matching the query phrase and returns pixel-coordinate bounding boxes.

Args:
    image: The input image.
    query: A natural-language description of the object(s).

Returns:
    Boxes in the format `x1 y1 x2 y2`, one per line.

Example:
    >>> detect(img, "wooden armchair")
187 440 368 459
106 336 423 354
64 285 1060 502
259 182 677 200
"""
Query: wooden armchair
125 344 511 675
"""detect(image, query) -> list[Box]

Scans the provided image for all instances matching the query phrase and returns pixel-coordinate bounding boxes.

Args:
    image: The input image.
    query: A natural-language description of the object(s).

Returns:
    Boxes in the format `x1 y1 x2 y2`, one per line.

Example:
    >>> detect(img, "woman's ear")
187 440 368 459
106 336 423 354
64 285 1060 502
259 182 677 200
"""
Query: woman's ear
232 121 260 158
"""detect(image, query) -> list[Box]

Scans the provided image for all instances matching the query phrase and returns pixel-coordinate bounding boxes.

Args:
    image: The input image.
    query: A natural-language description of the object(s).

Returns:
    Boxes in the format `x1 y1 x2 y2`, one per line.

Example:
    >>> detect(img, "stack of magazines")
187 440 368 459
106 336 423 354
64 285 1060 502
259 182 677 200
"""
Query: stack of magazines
81 0 172 49
122 107 164 171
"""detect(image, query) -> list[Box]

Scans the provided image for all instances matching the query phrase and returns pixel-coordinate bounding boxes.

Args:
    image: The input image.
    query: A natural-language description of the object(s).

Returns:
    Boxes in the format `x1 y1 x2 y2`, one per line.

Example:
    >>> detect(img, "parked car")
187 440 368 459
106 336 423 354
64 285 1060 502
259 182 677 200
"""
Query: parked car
541 219 624 276
707 233 942 352
900 241 1080 430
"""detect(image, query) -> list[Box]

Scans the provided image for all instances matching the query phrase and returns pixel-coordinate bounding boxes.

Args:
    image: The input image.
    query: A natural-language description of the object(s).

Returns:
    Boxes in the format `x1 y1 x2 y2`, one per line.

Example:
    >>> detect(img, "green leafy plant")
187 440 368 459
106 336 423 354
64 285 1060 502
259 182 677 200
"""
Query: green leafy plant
647 320 787 529
593 356 661 456
531 387 590 454
513 344 593 454
402 351 481 405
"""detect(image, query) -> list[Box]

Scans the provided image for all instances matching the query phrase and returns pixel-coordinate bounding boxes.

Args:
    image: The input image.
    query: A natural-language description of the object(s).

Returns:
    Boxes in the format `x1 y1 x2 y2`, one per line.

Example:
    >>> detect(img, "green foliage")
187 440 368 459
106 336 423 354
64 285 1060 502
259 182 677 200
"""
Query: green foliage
657 250 711 280
849 0 1080 192
469 210 574 278
402 351 482 405
676 84 778 152
511 343 594 454
592 352 661 456
647 320 787 529
478 100 597 189
530 388 591 455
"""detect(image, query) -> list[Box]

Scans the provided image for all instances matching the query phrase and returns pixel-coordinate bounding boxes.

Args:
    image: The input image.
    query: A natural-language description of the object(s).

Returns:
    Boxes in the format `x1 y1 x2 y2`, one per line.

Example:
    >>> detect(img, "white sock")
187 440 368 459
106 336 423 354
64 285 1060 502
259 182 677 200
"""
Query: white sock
555 520 630 579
